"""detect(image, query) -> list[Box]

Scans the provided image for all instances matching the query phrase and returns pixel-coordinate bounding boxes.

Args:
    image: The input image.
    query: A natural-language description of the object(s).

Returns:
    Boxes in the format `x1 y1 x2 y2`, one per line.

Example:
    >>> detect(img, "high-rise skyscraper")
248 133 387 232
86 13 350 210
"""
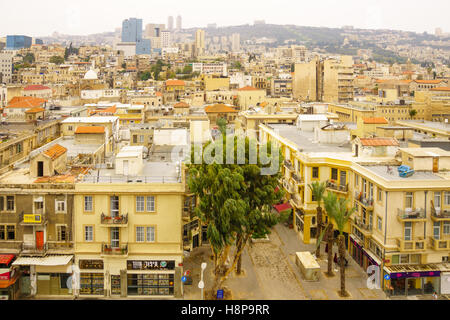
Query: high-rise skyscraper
168 16 174 31
120 18 150 55
195 29 205 57
161 30 172 48
122 18 143 42
231 33 240 52
176 16 182 31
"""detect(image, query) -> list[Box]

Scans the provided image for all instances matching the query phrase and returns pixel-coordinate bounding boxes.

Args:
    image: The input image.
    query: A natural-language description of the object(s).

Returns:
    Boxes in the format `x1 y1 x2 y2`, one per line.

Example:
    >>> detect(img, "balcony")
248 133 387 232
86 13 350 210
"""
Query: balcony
431 207 450 222
101 243 128 256
397 208 426 222
429 237 450 251
282 178 296 194
326 180 349 194
354 192 374 209
19 212 47 226
283 160 294 172
289 193 303 209
100 213 128 227
21 242 48 256
291 173 304 185
396 237 426 252
352 216 372 236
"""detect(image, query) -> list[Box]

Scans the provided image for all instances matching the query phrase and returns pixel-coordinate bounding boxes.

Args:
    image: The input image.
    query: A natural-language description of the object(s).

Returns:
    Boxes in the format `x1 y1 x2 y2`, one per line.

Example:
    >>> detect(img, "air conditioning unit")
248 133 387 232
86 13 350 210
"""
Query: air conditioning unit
106 162 115 169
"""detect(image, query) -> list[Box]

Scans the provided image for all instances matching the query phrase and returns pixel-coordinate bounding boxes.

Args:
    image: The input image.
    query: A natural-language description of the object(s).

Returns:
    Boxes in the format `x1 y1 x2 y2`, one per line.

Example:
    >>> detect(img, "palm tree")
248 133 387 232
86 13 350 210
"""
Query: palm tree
308 181 326 258
323 192 355 297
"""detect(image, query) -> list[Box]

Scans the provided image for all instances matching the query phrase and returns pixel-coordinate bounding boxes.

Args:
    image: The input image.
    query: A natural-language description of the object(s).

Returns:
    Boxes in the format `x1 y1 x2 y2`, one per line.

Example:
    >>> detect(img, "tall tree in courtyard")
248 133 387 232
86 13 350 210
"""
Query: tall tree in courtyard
323 192 355 297
308 181 326 258
187 131 285 295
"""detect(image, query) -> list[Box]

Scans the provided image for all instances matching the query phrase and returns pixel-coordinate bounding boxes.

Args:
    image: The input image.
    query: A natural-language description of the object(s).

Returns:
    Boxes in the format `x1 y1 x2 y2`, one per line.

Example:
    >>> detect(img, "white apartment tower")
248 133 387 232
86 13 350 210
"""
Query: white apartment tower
0 52 13 84
195 29 205 56
231 33 240 52
168 16 174 31
161 30 172 48
176 15 182 31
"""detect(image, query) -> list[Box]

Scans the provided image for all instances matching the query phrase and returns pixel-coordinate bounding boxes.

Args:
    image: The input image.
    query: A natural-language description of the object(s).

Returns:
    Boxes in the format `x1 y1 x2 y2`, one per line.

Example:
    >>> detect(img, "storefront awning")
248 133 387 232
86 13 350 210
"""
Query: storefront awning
0 272 19 289
273 203 292 213
0 255 15 265
12 255 73 266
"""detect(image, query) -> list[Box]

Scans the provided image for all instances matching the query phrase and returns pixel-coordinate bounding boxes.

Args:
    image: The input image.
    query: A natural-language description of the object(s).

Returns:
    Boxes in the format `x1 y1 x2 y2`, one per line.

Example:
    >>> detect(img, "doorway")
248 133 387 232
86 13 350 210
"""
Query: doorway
192 234 199 249
111 228 120 248
37 161 44 177
35 231 44 250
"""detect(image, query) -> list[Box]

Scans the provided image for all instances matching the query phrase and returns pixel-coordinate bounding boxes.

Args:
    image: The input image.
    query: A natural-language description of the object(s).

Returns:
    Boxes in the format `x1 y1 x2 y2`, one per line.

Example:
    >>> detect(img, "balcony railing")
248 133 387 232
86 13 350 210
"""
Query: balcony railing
326 180 349 193
396 237 425 251
429 237 450 251
100 213 128 225
101 243 128 256
354 192 374 208
21 242 48 255
397 208 426 221
283 160 294 172
282 178 295 194
291 173 303 184
431 207 450 221
290 193 302 208
352 216 372 234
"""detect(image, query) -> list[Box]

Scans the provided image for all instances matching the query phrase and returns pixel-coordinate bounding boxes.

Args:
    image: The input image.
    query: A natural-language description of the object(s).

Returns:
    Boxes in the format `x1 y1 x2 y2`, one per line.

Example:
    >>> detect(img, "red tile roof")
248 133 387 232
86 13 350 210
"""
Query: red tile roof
174 102 190 108
24 85 51 91
43 144 67 160
359 138 399 147
6 97 47 109
166 79 185 86
415 80 446 84
430 87 450 92
75 126 105 134
238 86 259 91
0 254 15 265
25 107 45 114
155 91 163 97
205 104 238 113
363 117 388 124
92 105 116 114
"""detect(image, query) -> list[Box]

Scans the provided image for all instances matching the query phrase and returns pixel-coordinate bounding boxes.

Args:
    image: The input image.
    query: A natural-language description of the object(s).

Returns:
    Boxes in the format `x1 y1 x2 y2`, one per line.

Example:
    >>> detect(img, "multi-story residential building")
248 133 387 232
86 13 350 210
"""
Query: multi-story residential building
192 63 227 77
258 119 450 297
0 52 13 84
161 31 172 49
194 30 205 57
294 56 354 103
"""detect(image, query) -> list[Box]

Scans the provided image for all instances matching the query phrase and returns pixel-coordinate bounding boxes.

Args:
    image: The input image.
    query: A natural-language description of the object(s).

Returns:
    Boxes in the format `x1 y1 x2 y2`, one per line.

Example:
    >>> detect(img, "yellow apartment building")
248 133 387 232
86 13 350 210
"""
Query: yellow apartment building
258 122 450 297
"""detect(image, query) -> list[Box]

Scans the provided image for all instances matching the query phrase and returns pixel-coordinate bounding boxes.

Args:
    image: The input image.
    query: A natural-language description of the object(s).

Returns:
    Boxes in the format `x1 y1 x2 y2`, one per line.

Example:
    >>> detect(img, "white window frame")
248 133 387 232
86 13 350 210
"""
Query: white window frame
404 222 412 241
84 226 93 242
434 192 441 208
405 192 413 209
56 224 67 241
146 196 155 212
55 199 66 213
445 191 450 206
443 221 450 235
84 196 93 212
146 226 155 242
136 196 145 212
136 226 145 242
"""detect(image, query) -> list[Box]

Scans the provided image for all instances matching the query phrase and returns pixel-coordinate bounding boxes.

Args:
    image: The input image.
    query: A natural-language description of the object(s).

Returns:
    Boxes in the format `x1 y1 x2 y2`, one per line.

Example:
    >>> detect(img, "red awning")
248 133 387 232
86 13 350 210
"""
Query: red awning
273 203 292 213
0 255 14 265
274 186 280 193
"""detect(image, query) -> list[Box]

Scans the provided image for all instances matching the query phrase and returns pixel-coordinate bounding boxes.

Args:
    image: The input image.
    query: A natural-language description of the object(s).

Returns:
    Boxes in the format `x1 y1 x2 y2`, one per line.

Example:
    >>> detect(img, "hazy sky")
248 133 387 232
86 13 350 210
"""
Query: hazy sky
2 0 449 37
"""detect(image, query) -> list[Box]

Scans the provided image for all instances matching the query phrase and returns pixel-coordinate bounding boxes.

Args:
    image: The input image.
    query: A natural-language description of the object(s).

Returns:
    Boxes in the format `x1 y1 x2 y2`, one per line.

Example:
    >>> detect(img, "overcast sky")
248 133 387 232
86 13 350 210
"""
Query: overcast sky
2 0 449 37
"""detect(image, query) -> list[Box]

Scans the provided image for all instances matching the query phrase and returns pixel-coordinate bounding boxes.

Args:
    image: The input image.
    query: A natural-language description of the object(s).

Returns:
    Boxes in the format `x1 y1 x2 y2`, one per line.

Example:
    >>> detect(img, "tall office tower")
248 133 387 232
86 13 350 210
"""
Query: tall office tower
176 15 182 31
6 35 32 50
168 16 174 31
145 24 166 37
231 33 240 52
161 30 172 48
122 18 143 42
195 29 205 56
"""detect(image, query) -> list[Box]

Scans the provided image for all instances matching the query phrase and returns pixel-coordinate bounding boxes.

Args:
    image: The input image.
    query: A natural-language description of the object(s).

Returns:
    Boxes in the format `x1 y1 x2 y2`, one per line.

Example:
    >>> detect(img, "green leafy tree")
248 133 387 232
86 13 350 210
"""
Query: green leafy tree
139 71 151 81
50 56 64 65
323 192 355 297
409 109 417 119
308 181 326 258
217 117 227 135
188 134 285 295
182 65 193 74
23 53 35 64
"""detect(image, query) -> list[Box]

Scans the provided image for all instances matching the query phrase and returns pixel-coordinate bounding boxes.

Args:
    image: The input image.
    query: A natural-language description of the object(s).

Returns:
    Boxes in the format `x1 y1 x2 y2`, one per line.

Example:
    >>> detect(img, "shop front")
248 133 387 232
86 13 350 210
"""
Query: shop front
349 235 380 270
12 255 74 297
78 259 105 296
383 264 449 296
126 260 175 297
0 254 20 300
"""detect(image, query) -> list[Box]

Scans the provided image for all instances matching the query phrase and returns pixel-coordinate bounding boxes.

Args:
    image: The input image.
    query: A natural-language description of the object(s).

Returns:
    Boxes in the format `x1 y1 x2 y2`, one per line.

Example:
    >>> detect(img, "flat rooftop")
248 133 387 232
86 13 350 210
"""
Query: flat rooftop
268 124 353 154
361 165 445 181
397 120 450 134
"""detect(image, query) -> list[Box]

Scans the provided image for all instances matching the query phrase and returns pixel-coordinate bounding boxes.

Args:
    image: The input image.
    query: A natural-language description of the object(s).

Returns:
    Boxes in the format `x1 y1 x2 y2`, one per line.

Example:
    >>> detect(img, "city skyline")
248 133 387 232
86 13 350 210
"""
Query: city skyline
1 0 449 37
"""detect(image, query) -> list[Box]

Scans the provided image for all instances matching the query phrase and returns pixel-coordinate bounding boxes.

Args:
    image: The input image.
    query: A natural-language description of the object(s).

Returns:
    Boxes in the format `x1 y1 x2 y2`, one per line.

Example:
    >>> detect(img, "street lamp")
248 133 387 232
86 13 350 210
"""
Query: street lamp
198 262 207 300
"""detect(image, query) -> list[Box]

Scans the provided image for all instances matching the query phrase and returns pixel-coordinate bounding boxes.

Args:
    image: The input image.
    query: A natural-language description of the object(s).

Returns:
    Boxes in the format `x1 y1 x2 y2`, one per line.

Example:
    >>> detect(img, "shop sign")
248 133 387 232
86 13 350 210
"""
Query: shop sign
390 271 440 279
0 269 10 281
79 260 104 270
23 214 41 224
127 260 175 270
